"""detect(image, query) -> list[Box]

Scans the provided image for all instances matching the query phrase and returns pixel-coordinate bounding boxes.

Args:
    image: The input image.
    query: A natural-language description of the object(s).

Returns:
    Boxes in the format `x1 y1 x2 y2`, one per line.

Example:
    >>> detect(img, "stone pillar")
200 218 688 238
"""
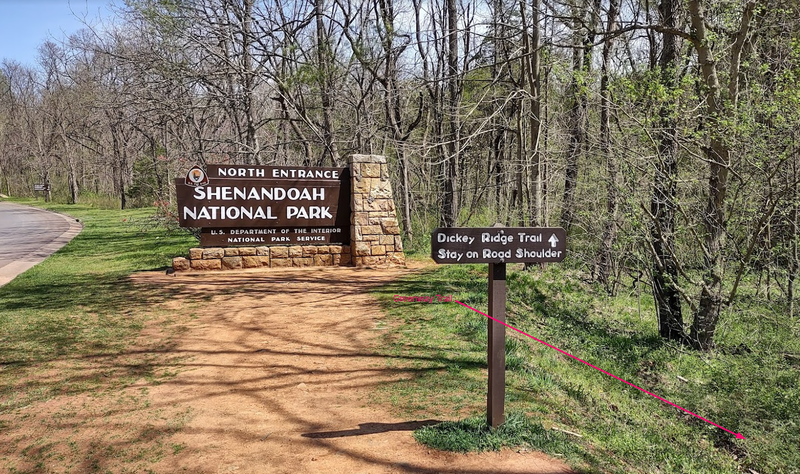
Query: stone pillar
349 154 406 267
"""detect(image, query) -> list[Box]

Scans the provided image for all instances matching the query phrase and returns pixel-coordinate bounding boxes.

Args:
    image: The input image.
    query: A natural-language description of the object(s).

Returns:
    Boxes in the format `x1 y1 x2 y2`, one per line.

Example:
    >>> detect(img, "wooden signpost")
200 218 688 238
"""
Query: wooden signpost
431 226 567 428
33 184 49 201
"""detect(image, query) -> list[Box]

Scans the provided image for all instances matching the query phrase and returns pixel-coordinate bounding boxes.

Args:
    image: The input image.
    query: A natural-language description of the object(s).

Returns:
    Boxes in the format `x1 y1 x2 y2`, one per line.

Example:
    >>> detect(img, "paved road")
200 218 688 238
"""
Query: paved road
0 202 82 287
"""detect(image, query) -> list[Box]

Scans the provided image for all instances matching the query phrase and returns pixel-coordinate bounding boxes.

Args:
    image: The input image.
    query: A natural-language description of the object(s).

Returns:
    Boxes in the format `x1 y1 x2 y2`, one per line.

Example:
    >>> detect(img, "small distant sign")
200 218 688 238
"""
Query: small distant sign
33 184 49 192
431 227 567 264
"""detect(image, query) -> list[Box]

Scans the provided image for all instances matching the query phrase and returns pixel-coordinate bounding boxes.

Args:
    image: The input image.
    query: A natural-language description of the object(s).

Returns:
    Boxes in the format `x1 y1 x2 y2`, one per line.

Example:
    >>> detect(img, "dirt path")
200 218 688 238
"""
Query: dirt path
1 265 575 473
127 265 574 474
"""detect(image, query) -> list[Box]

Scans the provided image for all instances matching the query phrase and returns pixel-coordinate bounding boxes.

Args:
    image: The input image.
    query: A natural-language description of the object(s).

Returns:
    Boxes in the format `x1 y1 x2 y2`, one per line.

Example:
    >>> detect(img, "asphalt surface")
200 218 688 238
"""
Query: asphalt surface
0 202 82 287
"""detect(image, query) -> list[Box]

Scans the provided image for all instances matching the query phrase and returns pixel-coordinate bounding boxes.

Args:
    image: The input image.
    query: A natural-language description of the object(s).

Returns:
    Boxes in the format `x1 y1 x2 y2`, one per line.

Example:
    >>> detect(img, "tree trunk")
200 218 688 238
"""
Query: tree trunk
514 105 525 226
375 0 416 241
442 0 460 227
68 157 78 204
542 13 552 226
597 0 620 292
150 138 164 199
491 0 506 223
561 0 596 231
315 0 340 166
242 0 259 164
525 0 543 226
399 143 413 243
492 132 505 220
0 163 9 196
44 171 51 203
687 0 756 349
651 0 684 341
561 40 584 231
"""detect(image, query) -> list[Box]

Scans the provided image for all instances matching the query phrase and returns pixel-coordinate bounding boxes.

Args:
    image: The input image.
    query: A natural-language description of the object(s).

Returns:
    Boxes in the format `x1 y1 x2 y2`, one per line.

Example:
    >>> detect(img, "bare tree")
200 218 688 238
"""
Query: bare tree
596 0 620 292
649 0 684 341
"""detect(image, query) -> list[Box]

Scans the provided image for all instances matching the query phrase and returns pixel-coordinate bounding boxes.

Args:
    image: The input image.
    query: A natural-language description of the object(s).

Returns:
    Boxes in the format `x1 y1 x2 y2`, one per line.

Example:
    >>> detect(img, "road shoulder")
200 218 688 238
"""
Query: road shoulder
0 202 83 287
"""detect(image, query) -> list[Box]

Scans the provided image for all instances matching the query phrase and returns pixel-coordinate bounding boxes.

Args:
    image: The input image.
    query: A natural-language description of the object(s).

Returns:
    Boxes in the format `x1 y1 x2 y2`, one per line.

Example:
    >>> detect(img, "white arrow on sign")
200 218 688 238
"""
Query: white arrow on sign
548 234 559 248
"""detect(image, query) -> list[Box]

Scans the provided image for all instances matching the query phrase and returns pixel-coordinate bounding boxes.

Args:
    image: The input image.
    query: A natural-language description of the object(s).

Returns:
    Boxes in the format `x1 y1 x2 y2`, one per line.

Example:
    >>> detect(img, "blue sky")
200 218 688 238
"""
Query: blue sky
0 0 115 67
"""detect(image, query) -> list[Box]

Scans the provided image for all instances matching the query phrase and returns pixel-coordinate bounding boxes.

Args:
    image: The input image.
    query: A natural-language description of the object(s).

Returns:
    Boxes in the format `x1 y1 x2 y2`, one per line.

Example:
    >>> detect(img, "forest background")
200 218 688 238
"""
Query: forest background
1 0 799 353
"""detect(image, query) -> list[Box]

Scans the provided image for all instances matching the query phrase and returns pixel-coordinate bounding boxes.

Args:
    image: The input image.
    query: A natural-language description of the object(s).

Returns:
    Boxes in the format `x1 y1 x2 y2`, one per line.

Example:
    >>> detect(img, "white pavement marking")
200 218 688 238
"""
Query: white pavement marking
0 203 83 287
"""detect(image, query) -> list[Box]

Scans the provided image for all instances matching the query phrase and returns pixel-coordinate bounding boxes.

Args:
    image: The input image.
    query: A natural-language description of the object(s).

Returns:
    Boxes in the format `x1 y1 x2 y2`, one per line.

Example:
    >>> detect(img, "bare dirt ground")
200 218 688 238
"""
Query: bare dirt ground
3 265 574 474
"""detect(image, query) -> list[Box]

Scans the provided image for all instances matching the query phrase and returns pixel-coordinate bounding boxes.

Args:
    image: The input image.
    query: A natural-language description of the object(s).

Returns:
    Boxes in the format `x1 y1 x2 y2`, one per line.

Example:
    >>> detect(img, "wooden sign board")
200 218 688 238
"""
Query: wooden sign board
431 227 567 264
176 164 353 248
33 184 49 192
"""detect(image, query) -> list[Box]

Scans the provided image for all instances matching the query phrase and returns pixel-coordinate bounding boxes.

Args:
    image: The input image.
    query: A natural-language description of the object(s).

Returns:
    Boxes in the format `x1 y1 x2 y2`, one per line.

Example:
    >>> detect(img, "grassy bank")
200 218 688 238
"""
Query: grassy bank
374 263 800 473
0 199 196 472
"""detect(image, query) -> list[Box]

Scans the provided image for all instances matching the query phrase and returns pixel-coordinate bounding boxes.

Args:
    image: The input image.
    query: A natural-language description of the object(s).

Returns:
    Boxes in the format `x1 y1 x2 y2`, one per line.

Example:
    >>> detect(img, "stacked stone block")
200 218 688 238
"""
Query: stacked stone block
172 245 351 271
349 154 405 267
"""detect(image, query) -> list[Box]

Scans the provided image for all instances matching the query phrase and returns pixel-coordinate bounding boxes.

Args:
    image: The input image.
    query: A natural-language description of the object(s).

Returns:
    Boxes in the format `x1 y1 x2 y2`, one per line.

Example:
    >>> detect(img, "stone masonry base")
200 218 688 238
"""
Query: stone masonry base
173 245 351 272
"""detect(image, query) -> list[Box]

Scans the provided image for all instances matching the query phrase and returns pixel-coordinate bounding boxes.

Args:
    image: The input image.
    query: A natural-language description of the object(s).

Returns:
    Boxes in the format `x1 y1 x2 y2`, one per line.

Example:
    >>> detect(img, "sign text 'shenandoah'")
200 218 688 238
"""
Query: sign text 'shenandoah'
175 177 346 228
191 185 327 202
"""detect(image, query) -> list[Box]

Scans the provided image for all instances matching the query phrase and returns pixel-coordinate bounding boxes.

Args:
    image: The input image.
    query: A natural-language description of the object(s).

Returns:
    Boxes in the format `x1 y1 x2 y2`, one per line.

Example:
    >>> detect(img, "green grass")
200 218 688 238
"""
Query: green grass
0 199 195 380
374 263 800 474
414 411 581 454
0 198 197 472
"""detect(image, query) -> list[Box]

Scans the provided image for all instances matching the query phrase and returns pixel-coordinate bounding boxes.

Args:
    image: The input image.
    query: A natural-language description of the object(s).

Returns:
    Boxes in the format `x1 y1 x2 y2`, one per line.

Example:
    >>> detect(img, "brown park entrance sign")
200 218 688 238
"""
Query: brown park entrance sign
171 154 406 272
175 164 350 246
431 226 566 428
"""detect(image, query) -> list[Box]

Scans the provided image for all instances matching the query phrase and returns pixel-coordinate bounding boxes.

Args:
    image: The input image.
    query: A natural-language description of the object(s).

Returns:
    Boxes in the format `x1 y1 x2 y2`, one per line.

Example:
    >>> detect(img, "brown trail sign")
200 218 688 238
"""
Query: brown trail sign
431 227 566 264
431 226 567 428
